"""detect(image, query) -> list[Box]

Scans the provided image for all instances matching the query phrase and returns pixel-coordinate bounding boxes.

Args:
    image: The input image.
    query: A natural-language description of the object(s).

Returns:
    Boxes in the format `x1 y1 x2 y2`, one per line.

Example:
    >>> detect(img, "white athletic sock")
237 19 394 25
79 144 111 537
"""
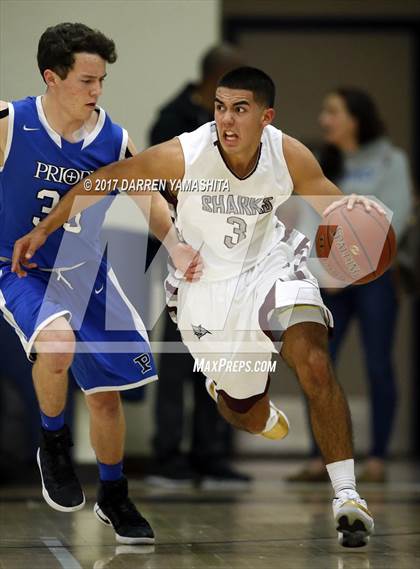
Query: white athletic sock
326 459 357 496
262 402 278 433
205 377 218 402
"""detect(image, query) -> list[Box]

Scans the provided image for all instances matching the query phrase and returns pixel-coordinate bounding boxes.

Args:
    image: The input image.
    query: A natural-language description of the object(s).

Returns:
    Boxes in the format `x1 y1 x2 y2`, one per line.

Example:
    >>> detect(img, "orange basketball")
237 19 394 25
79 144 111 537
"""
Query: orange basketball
315 202 396 285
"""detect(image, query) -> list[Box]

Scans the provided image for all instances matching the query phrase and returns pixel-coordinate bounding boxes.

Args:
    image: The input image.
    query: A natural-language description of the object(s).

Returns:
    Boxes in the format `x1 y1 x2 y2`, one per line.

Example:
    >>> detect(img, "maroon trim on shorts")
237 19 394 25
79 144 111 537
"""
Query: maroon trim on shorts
258 284 279 349
165 281 178 295
294 236 310 255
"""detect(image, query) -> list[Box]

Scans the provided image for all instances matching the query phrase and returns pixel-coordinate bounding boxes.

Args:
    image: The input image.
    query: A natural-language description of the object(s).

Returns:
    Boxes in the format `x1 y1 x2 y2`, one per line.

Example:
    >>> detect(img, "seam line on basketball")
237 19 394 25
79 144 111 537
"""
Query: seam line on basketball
340 206 375 274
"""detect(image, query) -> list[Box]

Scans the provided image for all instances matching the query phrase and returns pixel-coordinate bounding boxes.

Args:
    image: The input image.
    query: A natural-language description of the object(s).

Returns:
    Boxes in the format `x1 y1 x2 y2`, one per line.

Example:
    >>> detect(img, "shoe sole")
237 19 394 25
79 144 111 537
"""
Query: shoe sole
335 502 374 548
93 503 155 545
337 515 372 547
37 448 85 513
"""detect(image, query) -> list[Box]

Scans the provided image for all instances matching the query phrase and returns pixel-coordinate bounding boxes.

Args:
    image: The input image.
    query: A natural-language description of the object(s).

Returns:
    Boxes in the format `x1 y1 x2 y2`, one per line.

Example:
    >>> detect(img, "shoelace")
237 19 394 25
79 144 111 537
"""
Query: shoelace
335 490 362 504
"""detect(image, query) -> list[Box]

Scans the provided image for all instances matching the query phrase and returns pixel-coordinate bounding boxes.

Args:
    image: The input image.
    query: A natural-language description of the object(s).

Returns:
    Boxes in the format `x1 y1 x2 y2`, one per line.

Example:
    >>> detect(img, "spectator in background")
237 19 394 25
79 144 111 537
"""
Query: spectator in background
147 45 251 487
150 44 243 144
288 87 412 483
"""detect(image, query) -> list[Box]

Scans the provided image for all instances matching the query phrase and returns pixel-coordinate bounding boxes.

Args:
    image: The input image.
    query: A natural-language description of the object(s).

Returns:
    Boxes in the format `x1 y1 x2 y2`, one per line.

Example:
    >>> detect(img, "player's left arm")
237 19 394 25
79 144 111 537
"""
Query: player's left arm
283 134 386 217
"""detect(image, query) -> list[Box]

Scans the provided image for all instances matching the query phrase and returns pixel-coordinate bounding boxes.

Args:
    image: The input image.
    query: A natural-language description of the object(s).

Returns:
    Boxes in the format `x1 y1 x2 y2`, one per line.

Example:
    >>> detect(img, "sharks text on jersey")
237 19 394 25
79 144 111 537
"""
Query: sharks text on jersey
201 195 274 215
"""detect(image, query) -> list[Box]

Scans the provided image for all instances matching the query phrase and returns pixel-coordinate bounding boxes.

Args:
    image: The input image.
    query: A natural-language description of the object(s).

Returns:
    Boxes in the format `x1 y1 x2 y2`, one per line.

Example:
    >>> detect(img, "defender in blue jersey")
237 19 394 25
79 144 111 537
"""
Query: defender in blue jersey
0 23 201 544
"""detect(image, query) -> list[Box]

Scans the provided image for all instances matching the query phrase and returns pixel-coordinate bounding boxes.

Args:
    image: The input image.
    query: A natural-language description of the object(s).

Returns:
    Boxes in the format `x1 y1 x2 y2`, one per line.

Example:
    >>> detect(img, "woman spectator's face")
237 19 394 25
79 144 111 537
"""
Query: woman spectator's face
319 93 358 148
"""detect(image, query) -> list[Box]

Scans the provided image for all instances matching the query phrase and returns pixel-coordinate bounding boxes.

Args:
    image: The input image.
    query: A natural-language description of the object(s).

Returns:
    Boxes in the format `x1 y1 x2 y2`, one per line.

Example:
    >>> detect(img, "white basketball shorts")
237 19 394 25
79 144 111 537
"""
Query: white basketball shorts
165 228 333 399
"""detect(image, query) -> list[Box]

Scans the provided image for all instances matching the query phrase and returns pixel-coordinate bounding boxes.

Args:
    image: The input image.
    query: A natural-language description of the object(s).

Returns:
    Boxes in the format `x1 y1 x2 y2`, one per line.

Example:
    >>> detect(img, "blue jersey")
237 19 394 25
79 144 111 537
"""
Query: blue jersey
0 96 127 268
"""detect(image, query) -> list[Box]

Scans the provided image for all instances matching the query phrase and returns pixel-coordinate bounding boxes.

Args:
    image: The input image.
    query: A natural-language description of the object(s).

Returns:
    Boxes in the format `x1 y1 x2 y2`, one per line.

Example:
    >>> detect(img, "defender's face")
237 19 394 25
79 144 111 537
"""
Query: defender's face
214 87 273 155
48 52 107 120
319 93 358 146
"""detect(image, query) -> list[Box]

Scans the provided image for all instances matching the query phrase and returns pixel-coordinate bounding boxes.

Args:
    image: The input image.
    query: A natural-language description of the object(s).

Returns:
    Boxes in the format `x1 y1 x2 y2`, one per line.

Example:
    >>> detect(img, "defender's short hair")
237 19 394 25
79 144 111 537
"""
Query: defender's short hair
38 22 117 81
217 66 275 108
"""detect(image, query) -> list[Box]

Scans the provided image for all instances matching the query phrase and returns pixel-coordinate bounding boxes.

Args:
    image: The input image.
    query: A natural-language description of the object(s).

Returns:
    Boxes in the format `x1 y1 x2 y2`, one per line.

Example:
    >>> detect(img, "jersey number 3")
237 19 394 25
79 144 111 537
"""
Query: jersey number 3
32 189 82 234
224 216 247 249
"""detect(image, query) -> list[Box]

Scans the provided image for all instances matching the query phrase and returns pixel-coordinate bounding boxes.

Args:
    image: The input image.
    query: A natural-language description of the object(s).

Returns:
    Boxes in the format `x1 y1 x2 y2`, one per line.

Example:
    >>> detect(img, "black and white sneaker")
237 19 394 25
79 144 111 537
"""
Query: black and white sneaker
37 425 85 512
94 477 155 544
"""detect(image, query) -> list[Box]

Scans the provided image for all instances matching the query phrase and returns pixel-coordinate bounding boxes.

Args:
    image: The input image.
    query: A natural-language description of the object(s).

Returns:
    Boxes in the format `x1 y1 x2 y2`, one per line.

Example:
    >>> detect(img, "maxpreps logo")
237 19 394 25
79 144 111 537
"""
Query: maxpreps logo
34 161 93 184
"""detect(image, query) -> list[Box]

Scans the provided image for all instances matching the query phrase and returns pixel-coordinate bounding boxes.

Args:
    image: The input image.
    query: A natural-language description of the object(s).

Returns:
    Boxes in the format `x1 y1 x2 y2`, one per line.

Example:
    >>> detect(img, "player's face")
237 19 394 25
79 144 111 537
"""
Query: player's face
319 94 358 147
214 87 274 155
48 53 107 121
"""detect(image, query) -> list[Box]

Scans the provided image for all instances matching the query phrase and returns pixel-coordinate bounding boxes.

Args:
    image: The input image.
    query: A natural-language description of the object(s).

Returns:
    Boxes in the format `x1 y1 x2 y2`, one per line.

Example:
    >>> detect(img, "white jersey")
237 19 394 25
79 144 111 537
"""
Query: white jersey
176 122 294 281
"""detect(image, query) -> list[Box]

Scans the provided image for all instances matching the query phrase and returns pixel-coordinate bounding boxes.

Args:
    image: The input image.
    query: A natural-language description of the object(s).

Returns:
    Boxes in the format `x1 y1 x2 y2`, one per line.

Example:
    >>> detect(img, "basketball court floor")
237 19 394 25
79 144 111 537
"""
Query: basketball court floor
0 460 419 569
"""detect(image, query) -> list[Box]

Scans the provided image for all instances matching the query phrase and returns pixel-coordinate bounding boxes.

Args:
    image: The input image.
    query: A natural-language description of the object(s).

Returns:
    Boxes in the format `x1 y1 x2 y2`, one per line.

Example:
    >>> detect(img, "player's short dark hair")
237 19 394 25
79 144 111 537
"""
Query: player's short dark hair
37 22 117 81
217 66 275 108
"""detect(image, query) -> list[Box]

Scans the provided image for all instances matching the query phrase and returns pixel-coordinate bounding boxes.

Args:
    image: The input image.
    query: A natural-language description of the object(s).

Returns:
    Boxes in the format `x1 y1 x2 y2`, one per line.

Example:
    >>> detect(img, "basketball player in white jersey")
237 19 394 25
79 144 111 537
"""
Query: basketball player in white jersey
12 67 381 547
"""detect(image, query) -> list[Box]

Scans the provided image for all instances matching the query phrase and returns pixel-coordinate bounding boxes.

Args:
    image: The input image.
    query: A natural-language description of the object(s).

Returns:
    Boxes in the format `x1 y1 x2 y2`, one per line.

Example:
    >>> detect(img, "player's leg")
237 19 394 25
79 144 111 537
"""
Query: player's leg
0 265 85 511
281 321 374 547
33 316 75 417
174 268 289 440
33 316 85 512
206 374 289 440
85 391 125 466
86 390 154 545
83 388 154 545
78 262 155 544
281 322 352 462
217 390 270 433
285 296 355 481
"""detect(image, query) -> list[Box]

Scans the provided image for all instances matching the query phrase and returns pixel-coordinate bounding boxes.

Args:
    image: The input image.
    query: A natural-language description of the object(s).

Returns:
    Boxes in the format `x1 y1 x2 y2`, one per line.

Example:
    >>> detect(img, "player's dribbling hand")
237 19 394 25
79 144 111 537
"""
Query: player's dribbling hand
11 227 47 277
170 243 203 282
323 194 386 217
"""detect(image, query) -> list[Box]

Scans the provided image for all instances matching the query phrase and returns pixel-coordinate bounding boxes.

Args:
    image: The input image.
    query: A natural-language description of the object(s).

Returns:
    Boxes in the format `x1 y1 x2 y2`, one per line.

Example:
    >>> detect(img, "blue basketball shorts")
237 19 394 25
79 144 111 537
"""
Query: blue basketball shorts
0 259 157 394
